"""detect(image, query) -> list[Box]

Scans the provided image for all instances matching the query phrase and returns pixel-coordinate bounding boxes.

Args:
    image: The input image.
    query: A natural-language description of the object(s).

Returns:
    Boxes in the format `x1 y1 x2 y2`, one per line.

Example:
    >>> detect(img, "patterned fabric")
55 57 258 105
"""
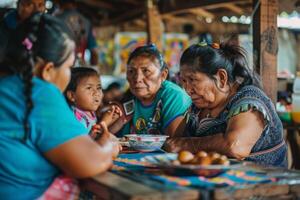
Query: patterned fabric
72 106 97 132
117 81 191 136
185 85 287 168
0 75 88 199
113 153 275 189
38 175 80 200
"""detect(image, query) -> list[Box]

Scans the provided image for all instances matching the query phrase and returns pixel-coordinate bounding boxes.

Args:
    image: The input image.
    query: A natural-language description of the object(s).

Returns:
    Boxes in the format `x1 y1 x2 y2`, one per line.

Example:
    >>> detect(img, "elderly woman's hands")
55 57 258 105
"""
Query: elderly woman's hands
163 137 195 153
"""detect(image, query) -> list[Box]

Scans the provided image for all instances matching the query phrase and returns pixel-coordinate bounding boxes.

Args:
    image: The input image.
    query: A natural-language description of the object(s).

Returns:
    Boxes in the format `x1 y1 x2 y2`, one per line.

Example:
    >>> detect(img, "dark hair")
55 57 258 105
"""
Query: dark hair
105 82 121 92
0 13 75 142
127 44 168 71
64 67 99 105
180 42 262 89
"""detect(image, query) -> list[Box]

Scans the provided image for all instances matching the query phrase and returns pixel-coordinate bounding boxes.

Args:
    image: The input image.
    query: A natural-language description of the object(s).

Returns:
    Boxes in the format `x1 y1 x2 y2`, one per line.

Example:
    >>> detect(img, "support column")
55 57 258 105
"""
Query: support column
146 0 163 51
253 0 278 104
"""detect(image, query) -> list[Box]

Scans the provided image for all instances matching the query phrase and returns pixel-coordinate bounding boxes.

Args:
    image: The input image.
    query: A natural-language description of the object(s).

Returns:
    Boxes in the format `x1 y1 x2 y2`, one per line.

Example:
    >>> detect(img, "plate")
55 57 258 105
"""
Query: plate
141 153 243 177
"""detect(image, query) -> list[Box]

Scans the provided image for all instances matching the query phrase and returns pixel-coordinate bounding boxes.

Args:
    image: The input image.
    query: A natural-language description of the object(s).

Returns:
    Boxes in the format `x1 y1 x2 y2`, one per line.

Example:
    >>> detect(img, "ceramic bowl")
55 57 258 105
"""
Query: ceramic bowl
125 134 168 152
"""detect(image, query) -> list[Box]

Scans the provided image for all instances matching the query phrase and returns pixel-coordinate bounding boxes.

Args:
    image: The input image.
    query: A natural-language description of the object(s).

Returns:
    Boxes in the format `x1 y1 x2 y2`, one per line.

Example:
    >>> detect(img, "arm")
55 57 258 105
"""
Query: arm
164 116 187 137
44 122 120 178
163 109 264 160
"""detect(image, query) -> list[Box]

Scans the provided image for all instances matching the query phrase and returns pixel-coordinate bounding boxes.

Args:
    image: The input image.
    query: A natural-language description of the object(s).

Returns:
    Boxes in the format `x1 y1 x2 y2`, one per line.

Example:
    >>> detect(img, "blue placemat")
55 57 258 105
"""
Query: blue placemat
112 153 276 189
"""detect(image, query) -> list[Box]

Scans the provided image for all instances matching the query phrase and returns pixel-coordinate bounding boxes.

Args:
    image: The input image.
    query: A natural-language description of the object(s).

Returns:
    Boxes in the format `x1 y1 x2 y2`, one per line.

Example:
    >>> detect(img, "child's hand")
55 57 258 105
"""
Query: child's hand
98 121 121 158
101 105 122 127
90 124 102 139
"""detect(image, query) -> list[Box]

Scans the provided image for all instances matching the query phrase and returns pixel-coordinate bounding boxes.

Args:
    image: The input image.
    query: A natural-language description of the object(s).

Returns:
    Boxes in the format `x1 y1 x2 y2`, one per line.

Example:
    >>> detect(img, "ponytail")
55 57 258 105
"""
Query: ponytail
180 41 262 89
219 42 262 88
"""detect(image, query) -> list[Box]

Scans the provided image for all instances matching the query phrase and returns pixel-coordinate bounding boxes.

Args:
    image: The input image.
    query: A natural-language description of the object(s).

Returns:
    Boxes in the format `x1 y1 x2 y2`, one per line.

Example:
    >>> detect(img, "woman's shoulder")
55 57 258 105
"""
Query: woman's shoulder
160 80 189 96
231 85 270 104
31 77 69 111
33 77 63 98
227 85 274 121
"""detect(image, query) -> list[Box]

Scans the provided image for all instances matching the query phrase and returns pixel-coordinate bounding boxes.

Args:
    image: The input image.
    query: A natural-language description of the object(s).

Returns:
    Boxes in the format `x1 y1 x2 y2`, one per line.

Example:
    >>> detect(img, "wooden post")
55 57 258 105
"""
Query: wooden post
146 0 163 51
253 0 278 104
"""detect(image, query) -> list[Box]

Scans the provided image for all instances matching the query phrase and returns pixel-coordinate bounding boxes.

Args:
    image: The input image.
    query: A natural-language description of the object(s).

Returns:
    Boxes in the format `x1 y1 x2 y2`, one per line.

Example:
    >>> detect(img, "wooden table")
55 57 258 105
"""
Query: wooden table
80 171 199 200
80 156 300 200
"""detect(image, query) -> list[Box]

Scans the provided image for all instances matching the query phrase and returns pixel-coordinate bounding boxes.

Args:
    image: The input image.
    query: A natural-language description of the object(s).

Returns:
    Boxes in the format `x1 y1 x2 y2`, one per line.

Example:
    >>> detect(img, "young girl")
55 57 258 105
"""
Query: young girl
65 67 122 138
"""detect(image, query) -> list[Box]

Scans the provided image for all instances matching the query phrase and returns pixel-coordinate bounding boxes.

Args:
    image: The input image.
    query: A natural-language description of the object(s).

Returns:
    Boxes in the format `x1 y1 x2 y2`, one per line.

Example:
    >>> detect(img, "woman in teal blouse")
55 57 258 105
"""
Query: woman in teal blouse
117 44 191 137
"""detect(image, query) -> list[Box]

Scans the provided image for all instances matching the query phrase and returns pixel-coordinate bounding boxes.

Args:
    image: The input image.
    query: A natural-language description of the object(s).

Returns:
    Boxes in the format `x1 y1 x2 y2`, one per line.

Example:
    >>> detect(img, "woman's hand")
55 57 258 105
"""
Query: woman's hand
163 138 191 153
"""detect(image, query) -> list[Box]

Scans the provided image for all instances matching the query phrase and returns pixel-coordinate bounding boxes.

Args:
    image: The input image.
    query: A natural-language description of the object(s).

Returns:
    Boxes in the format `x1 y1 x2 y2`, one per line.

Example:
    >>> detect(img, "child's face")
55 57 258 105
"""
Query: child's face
71 75 103 112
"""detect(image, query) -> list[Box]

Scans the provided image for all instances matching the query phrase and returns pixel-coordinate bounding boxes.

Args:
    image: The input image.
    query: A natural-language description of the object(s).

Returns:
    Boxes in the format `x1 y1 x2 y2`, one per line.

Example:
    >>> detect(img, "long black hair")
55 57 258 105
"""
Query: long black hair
180 42 262 89
0 13 75 142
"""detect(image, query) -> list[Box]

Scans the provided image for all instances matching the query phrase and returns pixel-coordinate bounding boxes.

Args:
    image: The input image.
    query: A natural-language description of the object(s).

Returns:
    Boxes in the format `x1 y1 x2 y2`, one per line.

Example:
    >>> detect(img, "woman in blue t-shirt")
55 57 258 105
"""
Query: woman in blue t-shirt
116 44 191 137
0 14 119 199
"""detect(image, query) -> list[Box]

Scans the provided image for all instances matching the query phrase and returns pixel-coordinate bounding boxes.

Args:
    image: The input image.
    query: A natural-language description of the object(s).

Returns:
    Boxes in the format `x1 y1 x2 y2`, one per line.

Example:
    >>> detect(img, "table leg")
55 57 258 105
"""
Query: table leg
287 128 300 169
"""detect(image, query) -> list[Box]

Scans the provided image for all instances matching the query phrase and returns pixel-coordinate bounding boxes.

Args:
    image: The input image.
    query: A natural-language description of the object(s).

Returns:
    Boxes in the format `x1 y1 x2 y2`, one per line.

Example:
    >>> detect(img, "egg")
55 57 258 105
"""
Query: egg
178 150 194 164
196 151 208 158
197 156 212 165
208 152 221 160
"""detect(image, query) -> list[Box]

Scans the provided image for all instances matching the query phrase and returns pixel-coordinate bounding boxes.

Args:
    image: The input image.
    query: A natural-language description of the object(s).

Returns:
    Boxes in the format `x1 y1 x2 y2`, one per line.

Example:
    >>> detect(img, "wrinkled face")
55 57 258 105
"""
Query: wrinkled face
127 56 166 104
71 75 103 112
180 66 218 109
18 0 45 21
51 53 75 92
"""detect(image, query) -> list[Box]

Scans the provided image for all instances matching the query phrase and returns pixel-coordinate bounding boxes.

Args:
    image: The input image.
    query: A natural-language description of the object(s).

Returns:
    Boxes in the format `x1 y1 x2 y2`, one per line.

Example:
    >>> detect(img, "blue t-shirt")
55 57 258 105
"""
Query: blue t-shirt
0 75 88 199
118 81 191 136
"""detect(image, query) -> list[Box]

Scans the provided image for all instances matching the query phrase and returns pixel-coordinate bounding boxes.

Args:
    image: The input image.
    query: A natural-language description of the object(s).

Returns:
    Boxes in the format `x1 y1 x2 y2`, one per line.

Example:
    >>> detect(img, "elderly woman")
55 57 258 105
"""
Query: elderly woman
117 44 191 136
163 42 287 167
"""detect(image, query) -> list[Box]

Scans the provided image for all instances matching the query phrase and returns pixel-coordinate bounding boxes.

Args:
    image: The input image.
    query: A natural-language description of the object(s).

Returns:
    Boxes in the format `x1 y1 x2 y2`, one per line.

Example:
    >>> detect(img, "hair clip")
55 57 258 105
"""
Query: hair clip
211 43 220 49
197 41 208 47
146 43 157 49
22 38 33 50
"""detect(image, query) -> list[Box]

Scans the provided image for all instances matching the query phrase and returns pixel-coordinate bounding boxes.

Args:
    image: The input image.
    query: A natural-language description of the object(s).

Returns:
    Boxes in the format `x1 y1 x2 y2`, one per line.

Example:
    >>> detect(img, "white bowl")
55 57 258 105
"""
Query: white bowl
125 134 169 152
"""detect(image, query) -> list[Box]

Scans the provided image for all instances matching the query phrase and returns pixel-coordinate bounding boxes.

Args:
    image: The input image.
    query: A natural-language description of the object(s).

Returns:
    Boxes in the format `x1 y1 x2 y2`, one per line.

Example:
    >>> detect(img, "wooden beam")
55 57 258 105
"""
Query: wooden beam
223 4 244 15
120 0 141 5
253 0 278 103
162 14 192 24
146 0 163 51
189 8 215 19
78 0 116 10
100 7 144 26
159 0 245 14
134 19 146 26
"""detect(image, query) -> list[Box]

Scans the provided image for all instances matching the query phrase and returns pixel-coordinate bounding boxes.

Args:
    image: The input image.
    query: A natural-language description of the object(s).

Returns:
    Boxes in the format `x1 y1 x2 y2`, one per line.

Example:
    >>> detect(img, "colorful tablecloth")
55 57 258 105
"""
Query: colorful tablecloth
112 153 276 189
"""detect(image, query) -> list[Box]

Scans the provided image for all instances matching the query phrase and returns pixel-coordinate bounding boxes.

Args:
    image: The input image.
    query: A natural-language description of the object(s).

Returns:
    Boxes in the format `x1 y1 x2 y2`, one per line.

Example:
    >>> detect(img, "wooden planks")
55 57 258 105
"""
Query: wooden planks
159 0 246 14
146 0 163 51
81 172 200 200
252 0 278 104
